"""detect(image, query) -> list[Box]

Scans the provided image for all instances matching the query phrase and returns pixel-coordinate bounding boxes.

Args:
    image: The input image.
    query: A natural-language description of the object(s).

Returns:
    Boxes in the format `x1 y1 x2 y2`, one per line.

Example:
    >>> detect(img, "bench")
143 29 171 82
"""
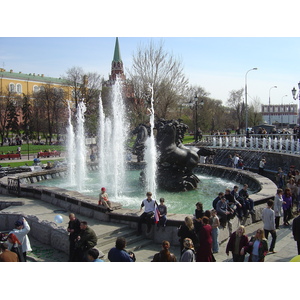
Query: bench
0 154 21 160
37 151 61 158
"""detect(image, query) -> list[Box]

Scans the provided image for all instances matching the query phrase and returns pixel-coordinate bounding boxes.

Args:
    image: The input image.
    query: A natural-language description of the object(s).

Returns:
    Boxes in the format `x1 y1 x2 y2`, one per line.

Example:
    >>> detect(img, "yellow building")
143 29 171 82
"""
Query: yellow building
0 68 71 98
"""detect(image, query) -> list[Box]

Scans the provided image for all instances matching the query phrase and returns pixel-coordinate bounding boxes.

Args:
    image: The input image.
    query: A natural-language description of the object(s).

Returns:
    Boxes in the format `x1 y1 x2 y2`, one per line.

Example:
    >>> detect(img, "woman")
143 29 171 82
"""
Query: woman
7 233 25 262
211 209 220 253
178 216 199 252
196 216 213 262
242 229 268 262
180 238 196 262
193 202 204 232
274 188 285 229
152 240 177 262
282 188 293 226
226 225 249 262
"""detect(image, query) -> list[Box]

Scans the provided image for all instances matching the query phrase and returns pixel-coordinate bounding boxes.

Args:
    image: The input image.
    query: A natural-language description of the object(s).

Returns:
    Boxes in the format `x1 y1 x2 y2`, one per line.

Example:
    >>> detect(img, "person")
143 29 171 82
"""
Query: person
108 237 134 262
212 192 224 210
211 209 220 253
233 153 239 168
9 217 32 262
0 242 19 262
193 201 204 232
225 188 242 219
152 240 177 262
231 185 245 218
262 199 277 253
67 213 81 262
227 154 234 168
216 195 234 232
282 188 293 226
226 225 249 262
179 238 196 262
157 198 167 228
292 214 300 254
137 192 157 234
275 167 285 189
287 178 298 206
296 179 300 213
238 184 255 216
258 157 266 175
195 127 202 142
98 187 113 212
242 229 268 262
7 233 25 262
196 216 213 262
74 221 97 262
87 248 105 262
177 216 199 252
274 188 285 229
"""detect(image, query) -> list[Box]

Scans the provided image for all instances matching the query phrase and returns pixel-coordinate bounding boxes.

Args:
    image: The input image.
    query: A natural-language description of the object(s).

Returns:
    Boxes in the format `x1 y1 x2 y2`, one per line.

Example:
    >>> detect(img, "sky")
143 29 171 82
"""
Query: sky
2 36 300 107
1 1 300 109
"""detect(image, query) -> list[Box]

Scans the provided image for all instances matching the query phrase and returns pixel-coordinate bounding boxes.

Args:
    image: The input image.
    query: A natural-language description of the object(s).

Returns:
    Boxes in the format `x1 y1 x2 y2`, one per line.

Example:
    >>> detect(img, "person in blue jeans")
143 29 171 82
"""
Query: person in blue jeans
157 198 167 228
211 209 220 253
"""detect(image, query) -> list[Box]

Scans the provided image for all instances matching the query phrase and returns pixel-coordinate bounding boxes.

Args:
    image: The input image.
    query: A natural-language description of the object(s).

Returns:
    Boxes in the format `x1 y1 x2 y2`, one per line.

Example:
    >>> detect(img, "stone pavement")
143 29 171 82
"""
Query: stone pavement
0 194 298 262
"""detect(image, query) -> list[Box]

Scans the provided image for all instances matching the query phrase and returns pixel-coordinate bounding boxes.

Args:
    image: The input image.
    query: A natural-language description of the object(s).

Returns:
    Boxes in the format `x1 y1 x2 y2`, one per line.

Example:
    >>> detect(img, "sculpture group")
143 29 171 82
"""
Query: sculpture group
132 119 216 191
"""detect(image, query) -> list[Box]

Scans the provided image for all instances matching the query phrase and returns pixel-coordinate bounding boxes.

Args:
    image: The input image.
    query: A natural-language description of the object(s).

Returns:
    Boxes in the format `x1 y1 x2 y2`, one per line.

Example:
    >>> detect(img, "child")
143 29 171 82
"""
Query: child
157 198 167 228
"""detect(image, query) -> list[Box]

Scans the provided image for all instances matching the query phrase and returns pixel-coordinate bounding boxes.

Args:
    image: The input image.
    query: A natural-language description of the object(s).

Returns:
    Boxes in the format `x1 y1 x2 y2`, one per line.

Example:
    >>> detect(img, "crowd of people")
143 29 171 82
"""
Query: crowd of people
1 182 300 262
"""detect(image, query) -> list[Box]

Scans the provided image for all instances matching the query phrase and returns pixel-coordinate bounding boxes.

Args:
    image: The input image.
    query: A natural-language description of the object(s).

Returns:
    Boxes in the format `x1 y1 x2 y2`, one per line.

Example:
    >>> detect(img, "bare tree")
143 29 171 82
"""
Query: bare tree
128 40 189 119
227 88 245 131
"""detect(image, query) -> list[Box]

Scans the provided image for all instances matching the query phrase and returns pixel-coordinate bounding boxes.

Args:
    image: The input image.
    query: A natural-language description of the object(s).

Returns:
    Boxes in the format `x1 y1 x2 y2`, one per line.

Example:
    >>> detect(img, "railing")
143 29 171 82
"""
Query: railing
196 134 300 154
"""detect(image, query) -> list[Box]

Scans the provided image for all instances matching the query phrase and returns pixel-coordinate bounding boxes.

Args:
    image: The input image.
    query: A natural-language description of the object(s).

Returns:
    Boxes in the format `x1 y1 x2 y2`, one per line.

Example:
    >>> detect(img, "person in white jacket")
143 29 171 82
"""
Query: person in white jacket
9 217 32 261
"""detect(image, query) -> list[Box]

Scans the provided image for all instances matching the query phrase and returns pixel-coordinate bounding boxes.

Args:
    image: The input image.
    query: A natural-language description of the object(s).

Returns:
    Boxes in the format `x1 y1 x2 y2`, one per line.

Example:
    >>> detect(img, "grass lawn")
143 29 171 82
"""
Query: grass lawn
0 159 65 168
0 144 65 157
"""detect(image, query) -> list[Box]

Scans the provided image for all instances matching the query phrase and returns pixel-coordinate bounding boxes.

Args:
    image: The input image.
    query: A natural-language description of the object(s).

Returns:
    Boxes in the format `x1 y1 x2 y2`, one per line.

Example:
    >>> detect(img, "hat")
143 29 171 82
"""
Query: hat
15 220 23 227
101 187 106 192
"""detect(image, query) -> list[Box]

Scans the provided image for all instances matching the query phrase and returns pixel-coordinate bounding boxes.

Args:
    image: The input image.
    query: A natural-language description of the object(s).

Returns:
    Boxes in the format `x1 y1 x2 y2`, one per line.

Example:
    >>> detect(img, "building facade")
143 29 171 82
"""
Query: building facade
261 104 298 128
0 68 72 99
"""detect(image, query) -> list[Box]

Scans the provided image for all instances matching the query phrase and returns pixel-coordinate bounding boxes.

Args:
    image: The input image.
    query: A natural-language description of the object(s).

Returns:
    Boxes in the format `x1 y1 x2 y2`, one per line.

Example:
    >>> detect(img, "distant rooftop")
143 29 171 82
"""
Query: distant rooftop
0 68 67 84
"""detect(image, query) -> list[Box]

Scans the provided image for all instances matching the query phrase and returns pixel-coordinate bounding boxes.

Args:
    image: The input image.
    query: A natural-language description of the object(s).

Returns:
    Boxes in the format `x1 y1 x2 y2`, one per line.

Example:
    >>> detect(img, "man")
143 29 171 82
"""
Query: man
224 188 242 219
137 192 157 234
0 242 19 262
212 192 224 210
292 214 300 254
238 184 255 216
108 237 134 262
67 213 81 262
231 185 245 218
258 157 266 175
216 196 234 234
74 221 97 262
262 199 277 253
9 217 32 261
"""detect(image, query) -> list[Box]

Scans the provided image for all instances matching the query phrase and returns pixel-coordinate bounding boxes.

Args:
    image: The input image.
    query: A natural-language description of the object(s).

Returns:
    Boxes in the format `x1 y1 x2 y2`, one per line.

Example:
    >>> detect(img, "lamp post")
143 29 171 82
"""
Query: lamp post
191 95 204 142
268 86 277 125
291 82 300 137
281 95 287 129
27 125 30 160
245 68 258 133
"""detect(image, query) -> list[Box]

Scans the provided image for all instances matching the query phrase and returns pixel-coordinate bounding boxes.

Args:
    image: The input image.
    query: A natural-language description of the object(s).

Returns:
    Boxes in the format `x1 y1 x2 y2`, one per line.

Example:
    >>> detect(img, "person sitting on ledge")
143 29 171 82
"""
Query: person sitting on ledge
238 184 255 216
98 187 113 212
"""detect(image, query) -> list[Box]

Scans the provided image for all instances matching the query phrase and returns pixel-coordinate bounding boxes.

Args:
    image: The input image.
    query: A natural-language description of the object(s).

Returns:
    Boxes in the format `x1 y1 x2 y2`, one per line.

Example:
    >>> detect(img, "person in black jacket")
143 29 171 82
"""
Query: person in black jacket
67 213 81 262
292 215 300 254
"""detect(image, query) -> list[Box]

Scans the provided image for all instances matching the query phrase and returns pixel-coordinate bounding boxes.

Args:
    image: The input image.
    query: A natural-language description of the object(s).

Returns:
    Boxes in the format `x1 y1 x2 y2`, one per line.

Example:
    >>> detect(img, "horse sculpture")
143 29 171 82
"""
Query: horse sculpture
131 119 216 191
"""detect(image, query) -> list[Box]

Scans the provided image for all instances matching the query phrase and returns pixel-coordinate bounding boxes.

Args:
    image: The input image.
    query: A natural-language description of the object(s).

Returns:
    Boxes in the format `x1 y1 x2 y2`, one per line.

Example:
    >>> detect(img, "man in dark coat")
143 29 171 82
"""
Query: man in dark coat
67 213 81 262
292 215 300 254
74 221 97 261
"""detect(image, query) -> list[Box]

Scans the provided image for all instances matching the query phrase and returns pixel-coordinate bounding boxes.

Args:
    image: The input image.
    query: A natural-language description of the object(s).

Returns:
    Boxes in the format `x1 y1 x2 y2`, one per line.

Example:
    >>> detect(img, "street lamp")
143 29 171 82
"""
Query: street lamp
268 86 277 125
291 82 300 137
281 95 287 129
245 68 258 133
191 95 204 142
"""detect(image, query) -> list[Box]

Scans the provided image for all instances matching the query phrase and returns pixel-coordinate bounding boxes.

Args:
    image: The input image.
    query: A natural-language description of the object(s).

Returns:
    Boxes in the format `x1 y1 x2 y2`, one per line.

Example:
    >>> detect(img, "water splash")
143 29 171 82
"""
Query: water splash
97 77 129 198
144 85 158 199
66 102 75 186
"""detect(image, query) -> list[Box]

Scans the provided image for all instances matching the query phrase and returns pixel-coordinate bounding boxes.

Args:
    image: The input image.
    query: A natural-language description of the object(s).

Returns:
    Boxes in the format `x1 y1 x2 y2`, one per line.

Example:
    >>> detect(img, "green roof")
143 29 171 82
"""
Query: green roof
0 70 67 85
112 37 122 62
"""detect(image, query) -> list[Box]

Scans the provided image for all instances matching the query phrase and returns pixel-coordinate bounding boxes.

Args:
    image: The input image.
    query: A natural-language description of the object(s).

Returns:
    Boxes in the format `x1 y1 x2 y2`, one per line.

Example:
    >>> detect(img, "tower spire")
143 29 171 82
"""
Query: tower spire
110 37 125 82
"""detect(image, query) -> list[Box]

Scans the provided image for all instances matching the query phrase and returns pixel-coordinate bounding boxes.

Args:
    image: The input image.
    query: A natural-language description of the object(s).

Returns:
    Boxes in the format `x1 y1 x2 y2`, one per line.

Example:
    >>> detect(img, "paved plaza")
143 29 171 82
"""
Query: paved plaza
1 194 298 262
